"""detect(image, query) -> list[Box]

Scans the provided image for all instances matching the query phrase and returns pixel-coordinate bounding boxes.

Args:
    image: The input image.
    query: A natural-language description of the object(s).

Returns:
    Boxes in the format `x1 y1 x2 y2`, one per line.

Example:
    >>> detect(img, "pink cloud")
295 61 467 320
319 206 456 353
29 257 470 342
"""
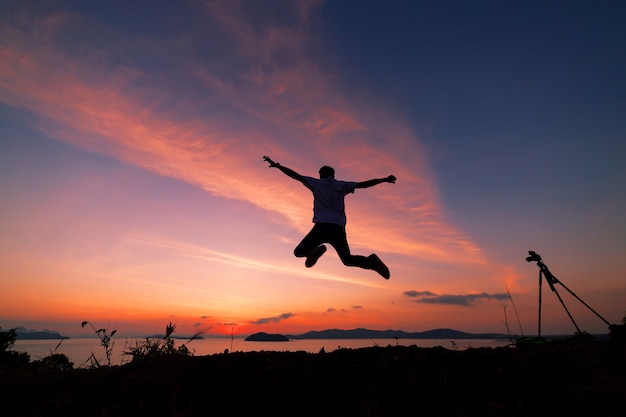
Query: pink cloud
0 2 484 265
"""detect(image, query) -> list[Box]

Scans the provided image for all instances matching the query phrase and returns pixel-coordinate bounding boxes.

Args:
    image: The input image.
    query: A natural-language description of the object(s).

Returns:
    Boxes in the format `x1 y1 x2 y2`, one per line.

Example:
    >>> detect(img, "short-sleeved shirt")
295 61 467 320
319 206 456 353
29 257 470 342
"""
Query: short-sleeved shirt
301 176 357 226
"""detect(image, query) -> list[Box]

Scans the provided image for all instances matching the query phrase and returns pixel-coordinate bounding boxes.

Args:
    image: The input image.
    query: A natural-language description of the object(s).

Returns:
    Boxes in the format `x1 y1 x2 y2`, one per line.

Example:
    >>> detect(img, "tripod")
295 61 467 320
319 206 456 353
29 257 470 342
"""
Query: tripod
526 251 611 337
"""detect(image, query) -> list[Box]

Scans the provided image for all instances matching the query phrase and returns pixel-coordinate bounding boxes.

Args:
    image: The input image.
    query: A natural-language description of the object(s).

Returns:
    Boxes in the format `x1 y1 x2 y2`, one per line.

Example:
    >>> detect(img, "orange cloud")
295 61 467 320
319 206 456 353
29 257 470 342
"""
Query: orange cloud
0 3 484 267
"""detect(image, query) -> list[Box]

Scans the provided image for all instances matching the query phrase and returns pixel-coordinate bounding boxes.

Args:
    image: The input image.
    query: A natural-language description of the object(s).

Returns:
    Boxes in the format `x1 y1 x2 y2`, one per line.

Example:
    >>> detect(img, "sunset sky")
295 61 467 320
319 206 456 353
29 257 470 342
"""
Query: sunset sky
1 0 625 339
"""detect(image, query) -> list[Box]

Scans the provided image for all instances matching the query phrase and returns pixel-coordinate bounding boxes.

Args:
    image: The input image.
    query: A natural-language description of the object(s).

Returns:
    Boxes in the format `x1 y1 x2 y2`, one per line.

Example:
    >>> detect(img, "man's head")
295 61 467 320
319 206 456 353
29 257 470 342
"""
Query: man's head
319 165 335 179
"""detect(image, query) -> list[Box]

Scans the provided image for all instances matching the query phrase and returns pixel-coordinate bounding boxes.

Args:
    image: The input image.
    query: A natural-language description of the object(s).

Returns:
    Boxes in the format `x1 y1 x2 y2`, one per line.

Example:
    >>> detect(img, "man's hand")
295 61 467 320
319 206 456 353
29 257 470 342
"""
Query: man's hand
355 175 397 189
263 155 279 168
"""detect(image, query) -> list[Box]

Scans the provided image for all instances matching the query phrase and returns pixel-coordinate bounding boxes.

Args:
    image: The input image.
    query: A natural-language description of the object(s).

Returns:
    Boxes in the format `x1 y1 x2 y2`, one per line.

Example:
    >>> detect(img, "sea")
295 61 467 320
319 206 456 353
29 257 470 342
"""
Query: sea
13 337 512 367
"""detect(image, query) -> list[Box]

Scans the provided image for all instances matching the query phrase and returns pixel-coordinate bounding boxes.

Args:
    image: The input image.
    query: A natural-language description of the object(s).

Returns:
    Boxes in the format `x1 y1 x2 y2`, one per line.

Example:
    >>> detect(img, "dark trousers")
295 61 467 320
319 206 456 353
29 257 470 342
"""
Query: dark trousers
294 223 373 269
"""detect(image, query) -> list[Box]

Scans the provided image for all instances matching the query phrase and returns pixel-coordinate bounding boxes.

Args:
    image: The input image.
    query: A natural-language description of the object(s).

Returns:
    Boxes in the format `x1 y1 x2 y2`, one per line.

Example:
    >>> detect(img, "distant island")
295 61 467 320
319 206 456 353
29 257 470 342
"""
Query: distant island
245 328 511 342
245 332 289 342
15 329 69 340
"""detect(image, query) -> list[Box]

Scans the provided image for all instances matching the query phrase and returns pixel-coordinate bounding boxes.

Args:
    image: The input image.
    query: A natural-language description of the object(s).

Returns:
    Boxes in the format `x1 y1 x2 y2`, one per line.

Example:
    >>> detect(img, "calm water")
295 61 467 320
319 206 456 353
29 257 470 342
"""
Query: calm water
13 337 511 367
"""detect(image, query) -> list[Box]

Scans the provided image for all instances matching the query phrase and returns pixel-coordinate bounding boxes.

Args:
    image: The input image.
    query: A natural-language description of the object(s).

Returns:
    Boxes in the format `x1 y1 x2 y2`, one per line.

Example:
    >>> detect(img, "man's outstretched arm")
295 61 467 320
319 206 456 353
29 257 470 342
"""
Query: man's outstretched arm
354 175 396 189
263 155 305 183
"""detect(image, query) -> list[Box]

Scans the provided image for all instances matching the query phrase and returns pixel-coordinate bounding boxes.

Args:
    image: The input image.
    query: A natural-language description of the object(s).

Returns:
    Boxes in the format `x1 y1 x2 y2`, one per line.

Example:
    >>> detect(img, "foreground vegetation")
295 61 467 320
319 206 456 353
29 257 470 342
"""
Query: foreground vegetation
0 321 201 371
1 320 624 416
1 339 625 416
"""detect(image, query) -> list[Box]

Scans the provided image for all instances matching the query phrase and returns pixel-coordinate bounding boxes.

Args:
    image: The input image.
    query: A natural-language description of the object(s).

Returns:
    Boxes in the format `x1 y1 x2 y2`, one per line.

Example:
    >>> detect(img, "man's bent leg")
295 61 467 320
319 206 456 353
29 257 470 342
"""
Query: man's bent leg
328 226 390 279
294 225 324 258
305 245 327 267
294 224 329 267
330 226 390 279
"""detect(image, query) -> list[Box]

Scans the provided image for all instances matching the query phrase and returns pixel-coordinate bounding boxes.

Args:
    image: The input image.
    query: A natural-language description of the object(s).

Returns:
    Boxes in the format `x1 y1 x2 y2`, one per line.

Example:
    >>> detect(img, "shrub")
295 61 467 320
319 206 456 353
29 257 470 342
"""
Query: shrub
32 353 74 371
0 327 31 370
123 322 201 362
609 312 626 342
0 327 17 353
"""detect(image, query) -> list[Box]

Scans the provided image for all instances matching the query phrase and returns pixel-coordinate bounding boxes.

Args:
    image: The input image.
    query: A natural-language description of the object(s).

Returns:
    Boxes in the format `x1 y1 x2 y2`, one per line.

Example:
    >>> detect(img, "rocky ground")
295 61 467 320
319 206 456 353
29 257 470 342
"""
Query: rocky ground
1 340 625 417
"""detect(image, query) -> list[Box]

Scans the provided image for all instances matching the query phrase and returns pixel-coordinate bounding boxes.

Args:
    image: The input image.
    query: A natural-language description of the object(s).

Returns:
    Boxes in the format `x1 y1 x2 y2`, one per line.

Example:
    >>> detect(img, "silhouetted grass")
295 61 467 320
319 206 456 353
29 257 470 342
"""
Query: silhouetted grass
2 319 625 416
1 340 625 417
122 322 203 362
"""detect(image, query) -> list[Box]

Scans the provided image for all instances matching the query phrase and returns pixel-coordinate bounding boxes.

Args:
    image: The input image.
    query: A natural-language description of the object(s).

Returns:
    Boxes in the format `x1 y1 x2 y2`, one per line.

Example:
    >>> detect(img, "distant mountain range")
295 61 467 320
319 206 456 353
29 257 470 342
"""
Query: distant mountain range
10 327 512 341
289 328 511 340
246 328 511 341
14 329 69 340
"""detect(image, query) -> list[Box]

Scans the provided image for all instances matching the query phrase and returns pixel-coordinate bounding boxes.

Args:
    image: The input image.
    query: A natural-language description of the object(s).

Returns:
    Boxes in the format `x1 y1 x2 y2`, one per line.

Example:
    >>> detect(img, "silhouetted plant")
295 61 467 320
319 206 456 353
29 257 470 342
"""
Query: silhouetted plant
501 285 525 347
32 353 74 371
123 322 203 362
0 326 18 353
81 320 117 367
1 326 73 371
505 284 524 336
0 326 31 370
230 322 236 352
608 312 626 342
559 331 596 344
30 336 73 371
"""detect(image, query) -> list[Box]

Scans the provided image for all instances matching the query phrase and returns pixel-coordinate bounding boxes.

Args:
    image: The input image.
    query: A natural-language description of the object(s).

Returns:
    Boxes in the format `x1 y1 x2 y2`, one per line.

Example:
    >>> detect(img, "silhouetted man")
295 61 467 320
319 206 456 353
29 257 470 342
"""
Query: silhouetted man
263 155 396 279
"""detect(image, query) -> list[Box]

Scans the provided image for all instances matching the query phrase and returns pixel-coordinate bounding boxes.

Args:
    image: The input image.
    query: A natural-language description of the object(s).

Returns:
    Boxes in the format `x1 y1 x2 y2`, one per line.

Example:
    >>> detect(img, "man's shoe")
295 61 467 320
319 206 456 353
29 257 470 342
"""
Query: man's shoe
305 245 327 268
369 254 390 279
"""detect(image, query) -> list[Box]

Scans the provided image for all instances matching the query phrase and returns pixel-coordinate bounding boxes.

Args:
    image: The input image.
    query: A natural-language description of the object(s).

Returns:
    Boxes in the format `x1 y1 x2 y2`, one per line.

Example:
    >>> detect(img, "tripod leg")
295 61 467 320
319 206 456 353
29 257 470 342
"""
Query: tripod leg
538 271 543 337
557 281 612 327
551 286 582 334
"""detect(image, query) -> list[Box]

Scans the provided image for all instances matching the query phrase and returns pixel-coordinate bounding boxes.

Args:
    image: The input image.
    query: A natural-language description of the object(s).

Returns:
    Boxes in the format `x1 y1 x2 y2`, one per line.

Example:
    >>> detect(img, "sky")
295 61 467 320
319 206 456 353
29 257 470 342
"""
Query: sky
1 0 625 338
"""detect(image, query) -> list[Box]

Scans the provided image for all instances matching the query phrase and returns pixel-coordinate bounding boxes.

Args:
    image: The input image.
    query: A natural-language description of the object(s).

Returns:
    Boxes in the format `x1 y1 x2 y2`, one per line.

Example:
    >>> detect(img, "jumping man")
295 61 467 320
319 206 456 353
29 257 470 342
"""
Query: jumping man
263 155 396 279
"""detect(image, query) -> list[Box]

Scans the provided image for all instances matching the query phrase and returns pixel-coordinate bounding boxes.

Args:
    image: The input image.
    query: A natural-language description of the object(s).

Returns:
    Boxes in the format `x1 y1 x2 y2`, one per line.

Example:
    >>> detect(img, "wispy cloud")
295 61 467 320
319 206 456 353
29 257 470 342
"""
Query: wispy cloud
0 2 484 264
404 290 509 306
125 233 383 289
250 312 294 325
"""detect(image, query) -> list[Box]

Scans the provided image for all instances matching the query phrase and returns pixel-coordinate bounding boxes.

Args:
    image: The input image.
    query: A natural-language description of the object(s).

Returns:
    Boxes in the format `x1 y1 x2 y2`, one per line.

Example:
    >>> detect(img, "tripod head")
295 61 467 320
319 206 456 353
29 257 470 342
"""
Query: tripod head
525 250 542 263
526 251 559 289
